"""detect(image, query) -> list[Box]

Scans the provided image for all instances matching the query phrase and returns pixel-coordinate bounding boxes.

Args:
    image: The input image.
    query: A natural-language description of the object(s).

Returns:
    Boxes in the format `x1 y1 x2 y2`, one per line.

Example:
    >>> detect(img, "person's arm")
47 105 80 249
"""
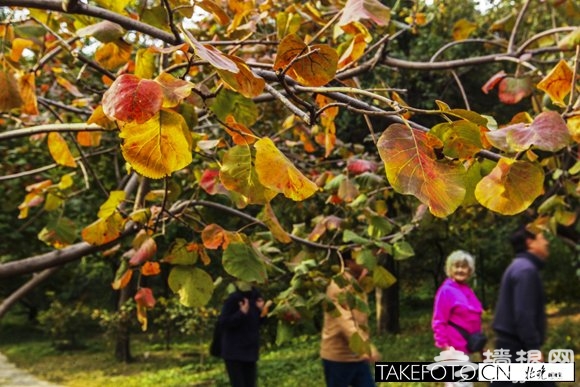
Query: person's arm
513 269 542 350
432 285 453 350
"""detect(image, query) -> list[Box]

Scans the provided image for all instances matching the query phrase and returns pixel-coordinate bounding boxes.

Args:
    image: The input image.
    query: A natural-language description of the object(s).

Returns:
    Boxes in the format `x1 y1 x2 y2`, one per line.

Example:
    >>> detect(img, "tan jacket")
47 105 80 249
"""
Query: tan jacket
320 272 378 362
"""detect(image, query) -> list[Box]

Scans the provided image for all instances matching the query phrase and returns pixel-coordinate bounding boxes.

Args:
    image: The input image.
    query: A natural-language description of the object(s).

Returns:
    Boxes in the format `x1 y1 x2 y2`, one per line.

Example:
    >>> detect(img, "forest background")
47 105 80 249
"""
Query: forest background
0 0 579 385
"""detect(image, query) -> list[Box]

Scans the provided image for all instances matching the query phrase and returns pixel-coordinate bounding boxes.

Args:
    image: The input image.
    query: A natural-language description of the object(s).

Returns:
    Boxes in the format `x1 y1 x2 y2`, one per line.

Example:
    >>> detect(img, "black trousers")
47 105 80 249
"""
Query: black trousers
490 336 556 387
225 359 257 387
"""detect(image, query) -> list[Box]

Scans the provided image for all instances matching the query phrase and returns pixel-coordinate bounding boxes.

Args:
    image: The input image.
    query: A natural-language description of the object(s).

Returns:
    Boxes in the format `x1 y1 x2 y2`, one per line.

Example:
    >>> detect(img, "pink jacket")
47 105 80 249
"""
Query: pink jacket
432 278 483 354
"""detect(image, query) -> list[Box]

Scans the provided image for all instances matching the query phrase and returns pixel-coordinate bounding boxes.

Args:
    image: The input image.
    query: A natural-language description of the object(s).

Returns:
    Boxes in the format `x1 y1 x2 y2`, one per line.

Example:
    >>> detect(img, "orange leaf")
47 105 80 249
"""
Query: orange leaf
18 72 39 115
202 224 228 249
112 269 133 290
56 76 84 98
141 261 161 276
10 38 34 62
87 105 116 129
77 130 102 147
198 0 230 25
536 59 573 107
481 70 507 94
254 137 319 201
135 287 156 308
95 40 132 70
47 132 77 168
338 33 367 69
216 55 266 98
274 34 338 87
119 110 193 179
498 77 533 104
0 70 23 111
102 74 164 124
338 0 391 27
224 115 257 145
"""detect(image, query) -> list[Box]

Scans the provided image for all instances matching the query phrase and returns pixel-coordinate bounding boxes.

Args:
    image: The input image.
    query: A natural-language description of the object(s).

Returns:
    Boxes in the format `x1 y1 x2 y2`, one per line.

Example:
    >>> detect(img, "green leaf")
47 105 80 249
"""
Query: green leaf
343 229 372 245
162 238 198 265
210 89 259 127
373 266 397 288
38 217 77 248
366 215 393 239
222 242 267 283
348 331 371 356
430 120 484 159
393 241 414 260
168 266 214 307
354 248 377 270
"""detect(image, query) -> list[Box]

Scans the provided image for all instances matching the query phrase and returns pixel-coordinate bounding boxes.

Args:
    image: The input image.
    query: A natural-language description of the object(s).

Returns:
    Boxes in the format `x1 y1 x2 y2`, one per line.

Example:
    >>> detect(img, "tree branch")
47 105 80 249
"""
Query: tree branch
0 123 108 142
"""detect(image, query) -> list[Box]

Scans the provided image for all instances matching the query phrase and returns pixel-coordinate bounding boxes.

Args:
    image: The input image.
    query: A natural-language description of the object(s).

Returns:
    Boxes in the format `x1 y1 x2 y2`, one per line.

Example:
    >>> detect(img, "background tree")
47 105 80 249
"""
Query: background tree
0 0 578 361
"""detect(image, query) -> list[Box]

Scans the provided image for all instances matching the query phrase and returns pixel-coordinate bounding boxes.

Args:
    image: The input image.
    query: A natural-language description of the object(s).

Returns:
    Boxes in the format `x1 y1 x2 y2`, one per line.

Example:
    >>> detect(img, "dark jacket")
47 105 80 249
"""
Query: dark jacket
492 252 547 350
218 287 263 362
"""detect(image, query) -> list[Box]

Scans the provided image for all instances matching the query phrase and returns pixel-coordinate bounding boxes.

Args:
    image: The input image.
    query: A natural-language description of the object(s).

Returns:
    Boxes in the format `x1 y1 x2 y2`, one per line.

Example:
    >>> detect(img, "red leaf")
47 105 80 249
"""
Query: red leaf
200 169 227 195
102 74 163 124
135 287 156 308
481 70 506 94
347 158 377 175
129 237 157 266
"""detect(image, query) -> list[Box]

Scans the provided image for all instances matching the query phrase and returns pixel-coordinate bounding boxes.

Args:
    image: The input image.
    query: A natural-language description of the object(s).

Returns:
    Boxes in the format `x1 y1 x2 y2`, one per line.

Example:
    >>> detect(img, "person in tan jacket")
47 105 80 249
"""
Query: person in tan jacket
320 257 380 387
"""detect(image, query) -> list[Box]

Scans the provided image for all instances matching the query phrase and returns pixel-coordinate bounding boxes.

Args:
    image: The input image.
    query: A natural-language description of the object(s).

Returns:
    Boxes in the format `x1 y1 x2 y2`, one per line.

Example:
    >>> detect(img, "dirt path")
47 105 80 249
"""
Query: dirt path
0 353 61 387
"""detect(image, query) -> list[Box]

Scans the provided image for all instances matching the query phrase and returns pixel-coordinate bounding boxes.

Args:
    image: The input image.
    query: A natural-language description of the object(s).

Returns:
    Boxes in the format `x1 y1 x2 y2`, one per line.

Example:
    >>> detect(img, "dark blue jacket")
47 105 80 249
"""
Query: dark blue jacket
492 252 547 350
218 288 263 362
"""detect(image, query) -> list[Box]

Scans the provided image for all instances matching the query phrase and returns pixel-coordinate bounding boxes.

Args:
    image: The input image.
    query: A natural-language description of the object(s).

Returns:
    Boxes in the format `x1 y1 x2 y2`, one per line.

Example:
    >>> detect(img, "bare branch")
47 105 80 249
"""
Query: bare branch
0 123 108 142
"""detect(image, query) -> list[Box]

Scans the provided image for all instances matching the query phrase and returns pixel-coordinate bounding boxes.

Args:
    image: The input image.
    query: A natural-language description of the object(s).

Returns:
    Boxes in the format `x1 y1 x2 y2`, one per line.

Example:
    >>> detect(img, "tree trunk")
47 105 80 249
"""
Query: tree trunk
115 286 133 363
375 255 400 334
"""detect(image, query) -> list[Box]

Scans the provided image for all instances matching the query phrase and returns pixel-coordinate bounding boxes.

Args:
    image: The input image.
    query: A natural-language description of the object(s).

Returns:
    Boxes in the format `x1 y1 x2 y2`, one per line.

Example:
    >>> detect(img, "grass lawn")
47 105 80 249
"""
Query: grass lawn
1 304 579 387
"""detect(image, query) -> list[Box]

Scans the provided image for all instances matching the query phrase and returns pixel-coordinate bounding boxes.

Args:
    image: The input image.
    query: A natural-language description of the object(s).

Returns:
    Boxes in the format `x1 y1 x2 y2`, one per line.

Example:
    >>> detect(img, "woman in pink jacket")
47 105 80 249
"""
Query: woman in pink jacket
432 250 483 385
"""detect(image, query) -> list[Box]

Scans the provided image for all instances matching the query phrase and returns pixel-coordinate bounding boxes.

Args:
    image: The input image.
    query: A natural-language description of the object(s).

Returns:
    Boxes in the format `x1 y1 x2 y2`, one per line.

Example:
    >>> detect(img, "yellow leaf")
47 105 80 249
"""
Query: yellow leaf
475 158 544 215
87 105 116 129
217 55 266 98
154 72 194 108
536 59 573 107
18 72 39 115
119 109 193 179
58 174 74 190
112 269 133 290
47 132 77 168
0 70 23 111
258 202 292 243
95 40 132 70
98 191 126 219
254 137 319 201
452 19 477 41
135 48 157 79
82 212 126 245
10 38 34 62
567 115 580 143
338 33 368 69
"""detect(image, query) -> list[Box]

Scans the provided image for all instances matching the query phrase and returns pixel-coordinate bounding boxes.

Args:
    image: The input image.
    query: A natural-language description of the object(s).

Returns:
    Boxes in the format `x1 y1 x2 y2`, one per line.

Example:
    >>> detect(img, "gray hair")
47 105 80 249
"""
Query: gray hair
445 250 475 277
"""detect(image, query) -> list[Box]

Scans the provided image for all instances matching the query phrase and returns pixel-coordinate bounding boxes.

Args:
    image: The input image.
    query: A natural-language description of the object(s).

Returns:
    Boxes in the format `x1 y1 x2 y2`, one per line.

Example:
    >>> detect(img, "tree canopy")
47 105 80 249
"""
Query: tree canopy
0 0 578 350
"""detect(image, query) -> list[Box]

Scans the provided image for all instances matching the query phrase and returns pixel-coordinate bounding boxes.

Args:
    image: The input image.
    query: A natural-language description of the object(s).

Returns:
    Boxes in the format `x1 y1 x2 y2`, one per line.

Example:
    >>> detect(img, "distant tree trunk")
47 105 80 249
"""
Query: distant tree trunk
115 286 133 363
375 255 400 334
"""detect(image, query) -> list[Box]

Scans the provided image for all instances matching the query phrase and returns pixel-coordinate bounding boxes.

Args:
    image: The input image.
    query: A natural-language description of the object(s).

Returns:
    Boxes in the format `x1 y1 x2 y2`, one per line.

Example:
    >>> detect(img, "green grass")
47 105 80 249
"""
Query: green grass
1 304 579 387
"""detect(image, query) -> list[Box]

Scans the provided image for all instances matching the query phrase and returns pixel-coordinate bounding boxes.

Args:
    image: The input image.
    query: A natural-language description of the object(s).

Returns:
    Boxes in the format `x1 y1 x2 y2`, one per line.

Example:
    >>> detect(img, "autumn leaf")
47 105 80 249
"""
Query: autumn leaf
536 59 573 107
135 48 157 79
338 0 391 27
274 34 338 87
338 33 367 69
47 132 77 168
219 144 277 205
135 287 156 331
377 124 466 218
276 11 301 39
558 27 580 50
475 158 544 215
481 70 507 94
0 70 23 111
430 120 485 159
210 89 259 127
485 111 571 152
498 77 533 104
129 237 157 266
258 203 292 244
141 261 161 276
452 19 477 41
18 72 39 115
181 29 238 72
254 137 319 201
200 168 228 195
168 266 214 307
38 217 77 249
217 55 266 98
154 72 194 108
223 115 257 145
10 38 34 62
162 238 198 265
81 212 126 245
95 40 132 70
197 0 230 25
567 115 580 143
102 74 164 124
119 109 193 179
97 191 125 219
111 266 133 290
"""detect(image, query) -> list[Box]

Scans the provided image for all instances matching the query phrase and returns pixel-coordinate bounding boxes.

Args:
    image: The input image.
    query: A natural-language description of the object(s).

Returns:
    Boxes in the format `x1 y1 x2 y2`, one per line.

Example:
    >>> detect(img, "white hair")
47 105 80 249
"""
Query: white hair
445 250 475 277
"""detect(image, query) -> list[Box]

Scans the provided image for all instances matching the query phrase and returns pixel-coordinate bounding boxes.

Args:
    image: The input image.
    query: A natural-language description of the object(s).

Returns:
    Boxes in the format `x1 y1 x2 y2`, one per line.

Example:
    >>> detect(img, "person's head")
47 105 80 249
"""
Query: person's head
445 250 475 284
510 225 550 260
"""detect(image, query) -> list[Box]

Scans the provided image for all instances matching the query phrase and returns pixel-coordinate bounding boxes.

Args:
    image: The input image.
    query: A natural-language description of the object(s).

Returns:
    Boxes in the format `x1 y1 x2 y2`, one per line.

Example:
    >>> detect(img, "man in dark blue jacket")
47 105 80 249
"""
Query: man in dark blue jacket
492 224 554 386
218 285 265 387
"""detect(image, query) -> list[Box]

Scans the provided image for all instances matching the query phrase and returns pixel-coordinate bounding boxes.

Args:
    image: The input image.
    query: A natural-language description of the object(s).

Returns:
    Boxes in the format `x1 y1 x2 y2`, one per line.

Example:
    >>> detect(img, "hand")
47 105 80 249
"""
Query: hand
239 298 250 314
